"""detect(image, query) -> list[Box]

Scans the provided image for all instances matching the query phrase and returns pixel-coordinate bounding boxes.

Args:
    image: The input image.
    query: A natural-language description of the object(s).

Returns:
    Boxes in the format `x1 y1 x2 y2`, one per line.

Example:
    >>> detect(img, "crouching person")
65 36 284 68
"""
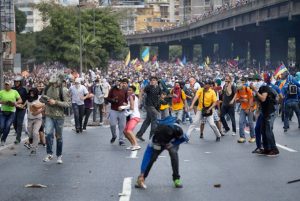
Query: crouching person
135 120 188 189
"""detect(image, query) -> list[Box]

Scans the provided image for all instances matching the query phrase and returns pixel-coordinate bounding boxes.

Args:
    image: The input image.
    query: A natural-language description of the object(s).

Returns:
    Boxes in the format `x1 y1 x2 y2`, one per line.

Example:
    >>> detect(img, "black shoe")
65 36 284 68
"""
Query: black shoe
216 137 221 142
119 141 125 146
136 135 145 142
24 142 31 150
200 133 203 138
284 128 288 132
224 129 230 133
14 140 20 144
110 137 116 144
76 129 80 133
252 148 264 154
266 149 279 157
30 150 36 155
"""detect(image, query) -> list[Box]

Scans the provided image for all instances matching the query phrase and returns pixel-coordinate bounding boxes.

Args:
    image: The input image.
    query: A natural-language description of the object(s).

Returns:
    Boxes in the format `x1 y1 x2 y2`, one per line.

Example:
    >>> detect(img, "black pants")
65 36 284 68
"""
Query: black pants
143 145 180 181
72 104 85 130
13 109 26 142
136 106 159 139
220 105 236 133
83 108 93 129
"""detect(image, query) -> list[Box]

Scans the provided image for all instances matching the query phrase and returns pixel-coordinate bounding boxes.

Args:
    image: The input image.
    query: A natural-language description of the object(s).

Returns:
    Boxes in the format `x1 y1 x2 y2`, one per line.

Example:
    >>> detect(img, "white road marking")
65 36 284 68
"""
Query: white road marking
276 143 298 152
204 152 212 154
119 177 132 201
127 150 138 159
184 160 190 162
158 155 166 158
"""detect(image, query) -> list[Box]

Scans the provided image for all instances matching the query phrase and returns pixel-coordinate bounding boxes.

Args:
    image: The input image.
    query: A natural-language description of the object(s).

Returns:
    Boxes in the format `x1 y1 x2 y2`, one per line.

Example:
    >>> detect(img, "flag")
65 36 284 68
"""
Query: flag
227 59 238 68
206 56 210 65
142 47 150 62
124 51 130 67
182 55 187 65
131 58 138 65
274 63 288 78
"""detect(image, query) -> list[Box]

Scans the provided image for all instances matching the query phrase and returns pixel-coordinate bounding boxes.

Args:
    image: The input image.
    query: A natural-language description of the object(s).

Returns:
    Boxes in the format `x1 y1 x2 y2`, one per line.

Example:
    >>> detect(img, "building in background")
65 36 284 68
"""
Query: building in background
1 0 16 71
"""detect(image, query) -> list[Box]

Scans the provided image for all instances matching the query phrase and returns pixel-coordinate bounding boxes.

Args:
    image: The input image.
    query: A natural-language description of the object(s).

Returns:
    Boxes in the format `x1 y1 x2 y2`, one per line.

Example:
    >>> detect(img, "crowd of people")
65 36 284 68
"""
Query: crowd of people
0 59 300 188
128 0 252 35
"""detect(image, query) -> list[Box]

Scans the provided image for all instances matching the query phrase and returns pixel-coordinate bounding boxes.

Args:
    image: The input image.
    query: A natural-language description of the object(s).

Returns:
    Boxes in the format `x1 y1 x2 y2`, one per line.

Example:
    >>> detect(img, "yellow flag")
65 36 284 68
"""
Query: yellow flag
125 51 130 66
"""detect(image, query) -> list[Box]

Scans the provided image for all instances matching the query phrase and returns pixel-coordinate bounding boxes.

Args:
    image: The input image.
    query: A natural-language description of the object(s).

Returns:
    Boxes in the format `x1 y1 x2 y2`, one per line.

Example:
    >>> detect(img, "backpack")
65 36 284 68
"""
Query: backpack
268 85 279 105
287 83 298 95
157 116 177 128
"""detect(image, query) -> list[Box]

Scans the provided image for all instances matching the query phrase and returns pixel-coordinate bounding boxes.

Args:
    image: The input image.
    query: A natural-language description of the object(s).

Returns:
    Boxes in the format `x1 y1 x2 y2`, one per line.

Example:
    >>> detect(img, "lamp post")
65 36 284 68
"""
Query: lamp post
78 3 83 77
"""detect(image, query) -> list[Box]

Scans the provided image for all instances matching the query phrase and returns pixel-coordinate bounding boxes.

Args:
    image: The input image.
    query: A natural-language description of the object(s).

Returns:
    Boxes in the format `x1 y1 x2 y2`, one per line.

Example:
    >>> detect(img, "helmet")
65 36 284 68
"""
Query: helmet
14 76 23 82
263 73 272 84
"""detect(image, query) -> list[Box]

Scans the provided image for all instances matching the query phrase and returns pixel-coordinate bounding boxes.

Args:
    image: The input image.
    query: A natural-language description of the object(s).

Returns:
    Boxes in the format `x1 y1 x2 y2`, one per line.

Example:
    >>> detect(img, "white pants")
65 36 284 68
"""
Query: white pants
186 110 221 138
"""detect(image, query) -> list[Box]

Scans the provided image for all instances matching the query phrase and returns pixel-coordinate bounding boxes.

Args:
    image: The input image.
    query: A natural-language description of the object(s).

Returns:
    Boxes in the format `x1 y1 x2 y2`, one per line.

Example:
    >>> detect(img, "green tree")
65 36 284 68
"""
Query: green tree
15 6 27 34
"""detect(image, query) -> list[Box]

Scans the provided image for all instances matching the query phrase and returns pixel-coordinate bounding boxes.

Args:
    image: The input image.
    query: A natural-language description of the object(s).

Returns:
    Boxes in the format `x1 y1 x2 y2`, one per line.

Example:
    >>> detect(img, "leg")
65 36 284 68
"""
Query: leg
45 117 55 155
78 105 85 131
149 107 160 139
31 119 42 150
220 106 230 131
93 103 98 122
118 111 126 142
186 110 201 138
15 109 26 142
54 118 64 157
168 145 180 181
247 111 255 138
207 115 221 138
72 103 80 130
255 113 263 149
283 103 291 130
109 110 118 139
136 107 152 137
239 110 246 138
1 112 15 142
228 106 237 133
99 104 104 123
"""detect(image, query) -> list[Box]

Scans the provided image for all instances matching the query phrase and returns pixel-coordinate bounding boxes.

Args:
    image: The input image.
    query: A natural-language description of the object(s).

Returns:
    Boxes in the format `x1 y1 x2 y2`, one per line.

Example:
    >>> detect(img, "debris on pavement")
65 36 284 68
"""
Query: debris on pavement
25 184 47 188
214 184 221 188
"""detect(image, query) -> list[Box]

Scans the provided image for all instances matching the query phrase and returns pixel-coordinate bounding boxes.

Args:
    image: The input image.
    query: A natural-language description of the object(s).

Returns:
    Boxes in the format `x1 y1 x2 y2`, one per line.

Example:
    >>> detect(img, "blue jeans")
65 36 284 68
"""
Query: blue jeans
13 109 26 142
261 112 277 150
284 101 300 129
255 113 263 149
0 111 15 142
72 103 85 130
220 105 236 133
45 117 64 156
239 109 255 138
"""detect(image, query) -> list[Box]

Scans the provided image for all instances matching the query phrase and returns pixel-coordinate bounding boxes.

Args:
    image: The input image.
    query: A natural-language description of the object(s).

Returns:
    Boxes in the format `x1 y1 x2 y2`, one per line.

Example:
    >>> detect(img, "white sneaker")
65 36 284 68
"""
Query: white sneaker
57 156 63 164
43 154 53 162
232 132 236 136
131 145 141 151
126 146 133 150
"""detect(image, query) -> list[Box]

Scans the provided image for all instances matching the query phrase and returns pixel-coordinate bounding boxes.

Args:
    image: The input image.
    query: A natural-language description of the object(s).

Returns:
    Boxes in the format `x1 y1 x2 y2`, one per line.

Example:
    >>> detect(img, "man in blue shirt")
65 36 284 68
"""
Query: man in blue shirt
281 75 300 132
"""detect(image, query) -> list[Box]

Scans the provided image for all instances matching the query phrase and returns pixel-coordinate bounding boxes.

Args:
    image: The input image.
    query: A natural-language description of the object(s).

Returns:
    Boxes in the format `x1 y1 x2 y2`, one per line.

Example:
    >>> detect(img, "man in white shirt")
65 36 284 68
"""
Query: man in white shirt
69 78 88 133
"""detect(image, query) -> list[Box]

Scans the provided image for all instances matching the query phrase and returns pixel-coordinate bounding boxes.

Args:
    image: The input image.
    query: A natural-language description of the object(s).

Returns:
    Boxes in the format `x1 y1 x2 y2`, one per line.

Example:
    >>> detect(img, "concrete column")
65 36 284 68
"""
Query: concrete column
158 44 169 61
182 43 193 62
202 41 214 59
270 35 288 66
250 36 266 66
129 45 141 60
296 36 300 68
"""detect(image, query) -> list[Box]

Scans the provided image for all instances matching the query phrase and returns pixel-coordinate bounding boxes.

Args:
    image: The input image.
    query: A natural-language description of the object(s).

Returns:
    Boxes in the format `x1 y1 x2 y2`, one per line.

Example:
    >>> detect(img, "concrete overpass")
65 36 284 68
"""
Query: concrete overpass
126 0 300 67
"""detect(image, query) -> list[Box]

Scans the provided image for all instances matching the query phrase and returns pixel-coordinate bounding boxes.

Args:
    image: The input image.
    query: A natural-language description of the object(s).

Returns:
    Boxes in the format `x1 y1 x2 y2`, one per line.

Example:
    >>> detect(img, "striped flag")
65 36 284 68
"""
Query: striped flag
274 63 288 78
142 47 150 62
124 51 130 67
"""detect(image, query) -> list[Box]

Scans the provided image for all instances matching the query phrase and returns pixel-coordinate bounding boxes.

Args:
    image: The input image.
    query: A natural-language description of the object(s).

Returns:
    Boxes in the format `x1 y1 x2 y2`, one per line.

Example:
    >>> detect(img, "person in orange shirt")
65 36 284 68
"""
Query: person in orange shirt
234 80 256 143
170 81 187 123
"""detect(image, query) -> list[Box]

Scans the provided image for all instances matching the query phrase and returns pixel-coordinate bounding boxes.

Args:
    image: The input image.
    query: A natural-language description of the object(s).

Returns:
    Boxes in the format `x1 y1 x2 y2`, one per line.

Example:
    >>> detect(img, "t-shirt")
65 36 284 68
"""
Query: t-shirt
236 86 253 110
258 85 276 117
170 90 186 111
222 85 236 106
196 88 217 110
0 89 20 112
69 85 88 105
144 85 161 109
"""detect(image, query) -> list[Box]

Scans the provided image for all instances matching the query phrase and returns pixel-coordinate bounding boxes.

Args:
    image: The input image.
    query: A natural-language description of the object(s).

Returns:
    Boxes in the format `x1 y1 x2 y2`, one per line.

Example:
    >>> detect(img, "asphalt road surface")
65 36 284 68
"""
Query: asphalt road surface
0 115 299 201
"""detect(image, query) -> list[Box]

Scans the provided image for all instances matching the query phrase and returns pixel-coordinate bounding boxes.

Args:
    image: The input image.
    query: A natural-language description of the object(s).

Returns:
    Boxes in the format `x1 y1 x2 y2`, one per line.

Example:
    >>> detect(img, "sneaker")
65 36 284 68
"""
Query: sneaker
82 128 86 132
0 141 5 146
216 137 221 142
224 129 230 133
200 133 203 138
237 138 246 143
252 148 264 154
284 128 288 132
256 149 269 156
126 146 133 150
119 141 125 146
99 122 104 126
14 140 20 144
248 138 256 143
43 154 53 162
136 135 145 142
174 179 183 188
135 176 147 189
232 132 236 136
24 142 31 150
76 129 80 134
110 137 116 144
57 156 63 164
266 149 279 157
131 145 141 151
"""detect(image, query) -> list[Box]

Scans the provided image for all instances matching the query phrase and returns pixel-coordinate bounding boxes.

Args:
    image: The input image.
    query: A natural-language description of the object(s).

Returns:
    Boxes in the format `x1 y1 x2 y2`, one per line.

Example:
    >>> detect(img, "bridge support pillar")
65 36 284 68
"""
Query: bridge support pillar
296 36 300 68
158 44 169 61
202 41 214 59
250 36 266 66
270 35 288 66
129 45 141 60
233 39 248 59
182 43 193 62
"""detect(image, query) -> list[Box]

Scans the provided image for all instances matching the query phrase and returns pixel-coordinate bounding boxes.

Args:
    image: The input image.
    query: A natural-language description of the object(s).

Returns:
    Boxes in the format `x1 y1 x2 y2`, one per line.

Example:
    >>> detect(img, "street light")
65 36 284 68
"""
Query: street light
77 2 84 77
